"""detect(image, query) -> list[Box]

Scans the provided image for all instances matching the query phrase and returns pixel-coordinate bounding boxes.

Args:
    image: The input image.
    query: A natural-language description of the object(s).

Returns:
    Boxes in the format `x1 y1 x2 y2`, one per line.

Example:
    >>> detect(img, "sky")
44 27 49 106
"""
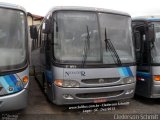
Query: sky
0 0 160 17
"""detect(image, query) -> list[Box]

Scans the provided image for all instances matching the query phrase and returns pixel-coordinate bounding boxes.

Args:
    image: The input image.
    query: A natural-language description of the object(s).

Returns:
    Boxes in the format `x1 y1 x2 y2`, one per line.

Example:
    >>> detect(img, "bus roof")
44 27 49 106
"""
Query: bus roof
0 2 26 12
46 6 130 17
133 17 160 22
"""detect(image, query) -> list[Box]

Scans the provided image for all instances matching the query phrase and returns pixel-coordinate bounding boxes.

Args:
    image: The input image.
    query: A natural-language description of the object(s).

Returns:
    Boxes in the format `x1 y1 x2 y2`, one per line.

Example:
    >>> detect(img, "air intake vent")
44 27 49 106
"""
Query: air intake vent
76 90 123 98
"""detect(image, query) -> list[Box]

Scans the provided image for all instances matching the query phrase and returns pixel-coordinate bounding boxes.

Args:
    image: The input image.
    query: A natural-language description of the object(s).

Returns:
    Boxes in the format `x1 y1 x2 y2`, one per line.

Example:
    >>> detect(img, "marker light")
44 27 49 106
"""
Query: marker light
54 80 63 87
154 75 160 81
22 76 29 84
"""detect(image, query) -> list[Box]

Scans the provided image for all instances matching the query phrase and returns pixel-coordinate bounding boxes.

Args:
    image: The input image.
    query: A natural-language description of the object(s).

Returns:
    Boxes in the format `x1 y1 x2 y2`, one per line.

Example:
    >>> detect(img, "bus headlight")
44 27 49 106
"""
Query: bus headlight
54 79 80 88
122 77 134 84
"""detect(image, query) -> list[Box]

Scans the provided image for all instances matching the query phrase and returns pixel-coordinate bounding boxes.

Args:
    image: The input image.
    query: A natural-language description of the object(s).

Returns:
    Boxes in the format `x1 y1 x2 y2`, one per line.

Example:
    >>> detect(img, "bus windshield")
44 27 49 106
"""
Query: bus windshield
152 22 160 63
53 11 135 65
0 8 26 68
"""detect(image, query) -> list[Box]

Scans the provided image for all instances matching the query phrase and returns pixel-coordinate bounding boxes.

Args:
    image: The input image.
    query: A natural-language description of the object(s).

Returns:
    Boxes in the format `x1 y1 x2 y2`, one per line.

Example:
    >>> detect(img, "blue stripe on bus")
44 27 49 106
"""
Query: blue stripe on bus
119 67 133 77
146 18 160 21
126 67 133 76
45 70 53 83
122 67 129 76
4 76 18 92
137 71 151 78
9 74 18 83
0 77 12 93
118 68 125 77
9 74 22 91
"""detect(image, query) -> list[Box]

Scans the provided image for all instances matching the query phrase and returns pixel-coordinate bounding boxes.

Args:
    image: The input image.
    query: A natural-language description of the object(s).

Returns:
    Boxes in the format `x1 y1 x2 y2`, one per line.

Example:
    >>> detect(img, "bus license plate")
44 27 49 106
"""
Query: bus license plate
94 98 107 103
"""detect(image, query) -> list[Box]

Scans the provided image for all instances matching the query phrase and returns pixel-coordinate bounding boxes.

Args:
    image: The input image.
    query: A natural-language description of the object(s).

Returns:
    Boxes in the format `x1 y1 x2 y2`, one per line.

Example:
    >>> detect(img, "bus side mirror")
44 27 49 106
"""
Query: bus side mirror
42 19 50 33
134 31 141 51
30 25 38 39
148 24 155 42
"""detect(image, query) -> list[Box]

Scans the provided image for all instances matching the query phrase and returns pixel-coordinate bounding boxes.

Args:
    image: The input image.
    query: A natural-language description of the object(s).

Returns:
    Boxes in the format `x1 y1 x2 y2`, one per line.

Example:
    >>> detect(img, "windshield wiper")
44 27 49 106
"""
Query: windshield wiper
104 28 122 65
82 25 90 67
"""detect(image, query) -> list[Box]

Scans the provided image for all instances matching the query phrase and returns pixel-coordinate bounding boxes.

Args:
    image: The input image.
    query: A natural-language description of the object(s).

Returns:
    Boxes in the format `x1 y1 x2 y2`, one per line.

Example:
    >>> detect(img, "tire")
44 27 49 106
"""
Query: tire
42 72 47 94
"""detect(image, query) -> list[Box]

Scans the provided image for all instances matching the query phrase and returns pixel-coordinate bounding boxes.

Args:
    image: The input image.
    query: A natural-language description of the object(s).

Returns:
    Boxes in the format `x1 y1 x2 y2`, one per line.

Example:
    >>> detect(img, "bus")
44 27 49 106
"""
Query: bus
0 3 29 111
30 6 136 105
132 18 160 98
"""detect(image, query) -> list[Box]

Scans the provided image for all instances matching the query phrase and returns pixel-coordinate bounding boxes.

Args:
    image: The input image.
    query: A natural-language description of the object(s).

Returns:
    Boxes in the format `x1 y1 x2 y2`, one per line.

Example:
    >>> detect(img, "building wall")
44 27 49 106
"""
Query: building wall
27 16 42 26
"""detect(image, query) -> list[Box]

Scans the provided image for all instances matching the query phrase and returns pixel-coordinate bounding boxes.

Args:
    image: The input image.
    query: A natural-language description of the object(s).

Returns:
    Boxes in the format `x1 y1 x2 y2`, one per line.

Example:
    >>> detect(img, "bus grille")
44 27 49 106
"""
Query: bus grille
76 90 123 98
81 78 120 84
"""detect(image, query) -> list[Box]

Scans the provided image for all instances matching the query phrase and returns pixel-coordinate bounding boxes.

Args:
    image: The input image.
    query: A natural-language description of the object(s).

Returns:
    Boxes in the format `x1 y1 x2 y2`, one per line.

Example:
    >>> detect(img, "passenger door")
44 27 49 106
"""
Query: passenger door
133 22 152 97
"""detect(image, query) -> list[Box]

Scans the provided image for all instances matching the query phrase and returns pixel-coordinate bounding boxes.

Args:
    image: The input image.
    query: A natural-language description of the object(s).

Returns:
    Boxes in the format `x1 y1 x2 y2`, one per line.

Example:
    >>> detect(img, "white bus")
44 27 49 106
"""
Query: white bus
133 18 160 98
0 2 29 111
30 6 136 105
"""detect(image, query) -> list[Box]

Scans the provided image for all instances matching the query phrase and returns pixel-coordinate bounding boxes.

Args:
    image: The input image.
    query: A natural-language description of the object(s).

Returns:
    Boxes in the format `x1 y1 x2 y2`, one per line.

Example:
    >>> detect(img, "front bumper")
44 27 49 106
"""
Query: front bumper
151 84 160 98
0 83 29 112
52 83 136 105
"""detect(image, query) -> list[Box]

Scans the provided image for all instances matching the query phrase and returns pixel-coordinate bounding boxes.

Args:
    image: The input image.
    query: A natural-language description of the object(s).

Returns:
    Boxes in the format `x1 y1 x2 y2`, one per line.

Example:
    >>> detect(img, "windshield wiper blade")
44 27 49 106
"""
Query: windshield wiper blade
104 28 122 65
82 25 90 67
